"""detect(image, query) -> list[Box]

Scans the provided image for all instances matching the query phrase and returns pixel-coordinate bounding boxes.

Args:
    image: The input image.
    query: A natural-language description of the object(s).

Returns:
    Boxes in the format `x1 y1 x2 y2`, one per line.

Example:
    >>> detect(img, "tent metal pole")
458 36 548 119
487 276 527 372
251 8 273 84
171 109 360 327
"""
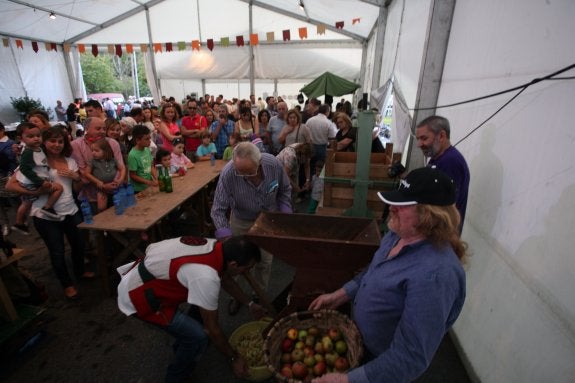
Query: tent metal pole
145 6 162 98
407 0 455 170
249 1 255 96
62 48 78 99
133 52 140 99
371 4 388 99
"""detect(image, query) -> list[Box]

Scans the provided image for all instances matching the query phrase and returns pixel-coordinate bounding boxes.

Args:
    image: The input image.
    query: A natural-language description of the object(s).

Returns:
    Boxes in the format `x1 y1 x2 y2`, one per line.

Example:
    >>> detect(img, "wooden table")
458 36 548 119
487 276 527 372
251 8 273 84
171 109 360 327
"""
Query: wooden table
79 160 225 295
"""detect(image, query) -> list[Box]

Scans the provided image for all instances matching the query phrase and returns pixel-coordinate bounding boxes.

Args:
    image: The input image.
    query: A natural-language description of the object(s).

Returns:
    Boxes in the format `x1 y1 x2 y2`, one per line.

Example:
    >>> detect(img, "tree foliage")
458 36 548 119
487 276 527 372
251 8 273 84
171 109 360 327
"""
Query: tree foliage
80 53 150 98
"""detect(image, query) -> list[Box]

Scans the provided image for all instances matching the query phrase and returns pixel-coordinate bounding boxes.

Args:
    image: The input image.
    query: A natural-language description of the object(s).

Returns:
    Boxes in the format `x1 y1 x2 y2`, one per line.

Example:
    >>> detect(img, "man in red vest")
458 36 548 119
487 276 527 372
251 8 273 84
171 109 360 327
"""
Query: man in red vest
117 235 264 382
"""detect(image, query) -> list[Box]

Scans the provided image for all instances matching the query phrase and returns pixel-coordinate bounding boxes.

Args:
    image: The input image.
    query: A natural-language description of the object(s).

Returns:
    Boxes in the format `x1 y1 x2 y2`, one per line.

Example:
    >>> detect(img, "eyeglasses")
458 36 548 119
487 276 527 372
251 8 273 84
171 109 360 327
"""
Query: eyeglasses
234 167 259 178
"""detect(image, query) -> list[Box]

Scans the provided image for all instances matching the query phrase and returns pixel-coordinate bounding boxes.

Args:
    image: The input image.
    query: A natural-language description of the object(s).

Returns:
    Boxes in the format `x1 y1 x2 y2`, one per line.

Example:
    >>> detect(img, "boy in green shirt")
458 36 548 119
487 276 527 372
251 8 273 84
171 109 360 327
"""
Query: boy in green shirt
128 125 158 193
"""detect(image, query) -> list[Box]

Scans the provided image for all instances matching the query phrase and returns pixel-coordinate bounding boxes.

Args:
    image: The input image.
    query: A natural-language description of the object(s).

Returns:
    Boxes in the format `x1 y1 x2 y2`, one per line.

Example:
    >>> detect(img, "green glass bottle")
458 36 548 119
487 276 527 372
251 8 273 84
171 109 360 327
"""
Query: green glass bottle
156 165 166 192
164 166 173 193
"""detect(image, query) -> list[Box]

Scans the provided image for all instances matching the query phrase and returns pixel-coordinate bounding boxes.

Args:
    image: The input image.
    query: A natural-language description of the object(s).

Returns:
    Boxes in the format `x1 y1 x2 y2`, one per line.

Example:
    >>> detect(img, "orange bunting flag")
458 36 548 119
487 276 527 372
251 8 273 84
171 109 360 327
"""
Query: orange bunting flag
154 43 162 53
107 44 114 54
266 32 275 42
126 44 133 54
92 44 99 57
352 18 361 25
236 36 244 47
115 44 122 57
140 44 148 53
207 39 214 51
32 41 39 53
44 42 51 51
15 39 23 49
299 27 308 39
166 42 173 52
282 30 291 41
78 44 86 54
192 40 200 51
2 38 9 48
317 24 326 35
335 21 344 29
63 43 71 53
250 33 259 46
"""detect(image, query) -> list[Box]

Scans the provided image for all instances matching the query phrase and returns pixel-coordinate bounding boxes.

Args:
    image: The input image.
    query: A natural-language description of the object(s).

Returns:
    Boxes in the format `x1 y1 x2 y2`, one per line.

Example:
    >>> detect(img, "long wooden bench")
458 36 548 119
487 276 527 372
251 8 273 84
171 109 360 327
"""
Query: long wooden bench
0 248 27 321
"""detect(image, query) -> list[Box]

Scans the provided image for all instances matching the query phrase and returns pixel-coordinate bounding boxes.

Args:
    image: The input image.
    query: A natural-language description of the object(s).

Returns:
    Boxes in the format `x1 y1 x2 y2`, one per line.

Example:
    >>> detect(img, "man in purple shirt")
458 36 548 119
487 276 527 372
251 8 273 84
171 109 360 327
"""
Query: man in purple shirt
416 115 470 230
211 142 292 313
310 167 466 383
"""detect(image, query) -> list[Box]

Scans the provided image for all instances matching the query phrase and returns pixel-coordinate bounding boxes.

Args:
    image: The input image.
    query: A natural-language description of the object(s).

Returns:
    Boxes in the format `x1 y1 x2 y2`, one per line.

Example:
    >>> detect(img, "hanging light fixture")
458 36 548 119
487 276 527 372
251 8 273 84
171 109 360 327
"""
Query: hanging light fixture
49 12 56 20
298 0 305 11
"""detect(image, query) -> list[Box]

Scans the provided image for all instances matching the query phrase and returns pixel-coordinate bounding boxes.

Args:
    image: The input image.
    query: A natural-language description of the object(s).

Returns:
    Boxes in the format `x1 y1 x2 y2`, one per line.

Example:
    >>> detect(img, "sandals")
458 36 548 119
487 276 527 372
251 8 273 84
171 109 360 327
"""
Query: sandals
64 286 79 300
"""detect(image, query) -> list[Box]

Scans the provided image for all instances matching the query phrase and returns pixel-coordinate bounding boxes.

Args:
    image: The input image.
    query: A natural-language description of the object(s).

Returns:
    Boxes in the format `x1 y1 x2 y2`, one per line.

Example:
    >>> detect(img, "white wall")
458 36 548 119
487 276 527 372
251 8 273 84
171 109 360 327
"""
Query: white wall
438 0 575 381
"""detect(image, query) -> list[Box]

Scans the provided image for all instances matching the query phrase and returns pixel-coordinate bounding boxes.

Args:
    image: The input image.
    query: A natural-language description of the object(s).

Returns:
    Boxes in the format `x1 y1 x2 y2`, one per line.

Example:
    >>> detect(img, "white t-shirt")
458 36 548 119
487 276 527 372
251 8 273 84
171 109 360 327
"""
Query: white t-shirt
117 238 221 316
31 157 79 220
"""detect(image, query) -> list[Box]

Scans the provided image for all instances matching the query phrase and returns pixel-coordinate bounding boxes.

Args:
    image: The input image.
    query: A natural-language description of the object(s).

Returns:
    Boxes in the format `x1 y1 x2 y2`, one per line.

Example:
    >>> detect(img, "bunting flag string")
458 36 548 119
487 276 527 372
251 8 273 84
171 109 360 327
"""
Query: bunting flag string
0 14 364 54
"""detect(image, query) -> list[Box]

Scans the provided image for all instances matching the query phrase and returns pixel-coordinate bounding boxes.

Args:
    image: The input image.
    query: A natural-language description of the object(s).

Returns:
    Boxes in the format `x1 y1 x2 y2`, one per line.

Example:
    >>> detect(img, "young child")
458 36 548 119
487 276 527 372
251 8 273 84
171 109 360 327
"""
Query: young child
307 160 325 214
222 132 241 161
170 138 194 175
128 125 158 193
13 122 63 225
84 138 124 212
195 131 217 161
155 149 177 177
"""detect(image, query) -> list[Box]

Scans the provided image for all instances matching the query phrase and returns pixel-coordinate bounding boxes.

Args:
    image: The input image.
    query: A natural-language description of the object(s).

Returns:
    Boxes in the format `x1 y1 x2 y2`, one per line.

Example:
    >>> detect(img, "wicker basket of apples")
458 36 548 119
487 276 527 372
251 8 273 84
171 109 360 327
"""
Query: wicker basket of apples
264 310 363 383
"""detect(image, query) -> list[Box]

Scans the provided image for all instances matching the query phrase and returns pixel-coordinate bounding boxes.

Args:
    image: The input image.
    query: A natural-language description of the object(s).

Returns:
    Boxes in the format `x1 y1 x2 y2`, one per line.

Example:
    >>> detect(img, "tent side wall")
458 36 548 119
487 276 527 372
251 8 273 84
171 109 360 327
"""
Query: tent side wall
437 0 575 381
0 44 73 124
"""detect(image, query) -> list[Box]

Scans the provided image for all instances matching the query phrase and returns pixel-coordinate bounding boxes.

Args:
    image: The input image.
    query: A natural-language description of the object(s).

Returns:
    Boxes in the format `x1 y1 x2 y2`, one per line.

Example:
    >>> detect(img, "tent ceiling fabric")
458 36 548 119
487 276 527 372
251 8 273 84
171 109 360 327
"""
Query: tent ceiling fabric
0 0 377 81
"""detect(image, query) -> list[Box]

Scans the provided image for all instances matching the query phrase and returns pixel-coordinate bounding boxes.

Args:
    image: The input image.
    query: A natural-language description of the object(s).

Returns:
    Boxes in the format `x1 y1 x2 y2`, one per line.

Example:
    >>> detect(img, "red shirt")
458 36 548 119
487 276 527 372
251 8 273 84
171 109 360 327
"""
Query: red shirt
181 114 207 152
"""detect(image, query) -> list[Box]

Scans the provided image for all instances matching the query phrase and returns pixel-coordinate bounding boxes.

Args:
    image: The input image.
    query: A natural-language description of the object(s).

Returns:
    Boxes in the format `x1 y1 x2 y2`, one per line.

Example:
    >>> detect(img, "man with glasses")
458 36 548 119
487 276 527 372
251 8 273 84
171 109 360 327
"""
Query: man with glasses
181 100 207 157
211 142 292 315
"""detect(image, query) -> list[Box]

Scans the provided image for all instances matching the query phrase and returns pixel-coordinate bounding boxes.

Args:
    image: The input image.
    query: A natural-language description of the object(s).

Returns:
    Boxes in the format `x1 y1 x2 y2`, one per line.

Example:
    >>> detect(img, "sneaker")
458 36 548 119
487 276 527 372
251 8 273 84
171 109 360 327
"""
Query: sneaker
11 224 30 235
2 224 9 237
41 207 61 220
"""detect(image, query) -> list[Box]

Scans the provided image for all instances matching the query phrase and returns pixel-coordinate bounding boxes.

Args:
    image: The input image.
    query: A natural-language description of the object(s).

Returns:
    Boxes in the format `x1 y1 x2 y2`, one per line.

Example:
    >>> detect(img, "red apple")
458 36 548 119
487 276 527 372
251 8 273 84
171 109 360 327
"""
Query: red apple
280 365 293 378
281 352 292 363
328 327 342 341
303 346 315 357
286 327 298 340
291 361 309 379
313 361 327 376
281 338 294 353
334 356 350 372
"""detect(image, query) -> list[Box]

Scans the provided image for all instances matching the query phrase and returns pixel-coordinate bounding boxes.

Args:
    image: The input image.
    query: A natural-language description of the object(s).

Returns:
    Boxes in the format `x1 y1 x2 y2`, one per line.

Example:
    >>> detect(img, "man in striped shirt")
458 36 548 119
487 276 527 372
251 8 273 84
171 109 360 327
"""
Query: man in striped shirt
211 142 292 314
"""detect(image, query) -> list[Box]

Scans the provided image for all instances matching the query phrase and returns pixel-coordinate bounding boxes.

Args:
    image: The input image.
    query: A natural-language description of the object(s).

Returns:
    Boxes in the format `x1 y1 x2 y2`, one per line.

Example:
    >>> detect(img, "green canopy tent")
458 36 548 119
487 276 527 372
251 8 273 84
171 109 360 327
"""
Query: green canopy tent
299 71 361 99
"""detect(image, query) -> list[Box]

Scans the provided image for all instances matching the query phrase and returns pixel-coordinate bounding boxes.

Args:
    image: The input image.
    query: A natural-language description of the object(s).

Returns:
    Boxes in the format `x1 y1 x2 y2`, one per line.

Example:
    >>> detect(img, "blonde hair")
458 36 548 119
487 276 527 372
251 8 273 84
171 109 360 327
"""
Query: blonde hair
415 204 468 261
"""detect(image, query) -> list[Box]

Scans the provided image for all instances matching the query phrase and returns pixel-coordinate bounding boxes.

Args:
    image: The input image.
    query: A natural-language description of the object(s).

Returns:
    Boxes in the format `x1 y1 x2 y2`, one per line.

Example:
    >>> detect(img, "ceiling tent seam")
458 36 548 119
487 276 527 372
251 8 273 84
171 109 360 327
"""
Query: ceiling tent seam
63 0 167 44
239 0 367 43
6 0 99 26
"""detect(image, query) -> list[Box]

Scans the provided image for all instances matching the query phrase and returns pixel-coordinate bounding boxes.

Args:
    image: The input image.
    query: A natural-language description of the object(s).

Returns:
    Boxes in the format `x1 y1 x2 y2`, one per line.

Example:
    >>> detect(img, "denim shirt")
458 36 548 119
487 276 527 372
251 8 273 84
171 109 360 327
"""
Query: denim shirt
344 231 466 383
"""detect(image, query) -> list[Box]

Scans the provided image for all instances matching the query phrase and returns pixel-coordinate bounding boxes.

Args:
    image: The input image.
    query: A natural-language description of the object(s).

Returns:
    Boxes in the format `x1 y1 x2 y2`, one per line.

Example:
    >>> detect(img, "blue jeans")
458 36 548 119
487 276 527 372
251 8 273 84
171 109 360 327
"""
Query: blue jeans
164 310 209 383
33 212 86 288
